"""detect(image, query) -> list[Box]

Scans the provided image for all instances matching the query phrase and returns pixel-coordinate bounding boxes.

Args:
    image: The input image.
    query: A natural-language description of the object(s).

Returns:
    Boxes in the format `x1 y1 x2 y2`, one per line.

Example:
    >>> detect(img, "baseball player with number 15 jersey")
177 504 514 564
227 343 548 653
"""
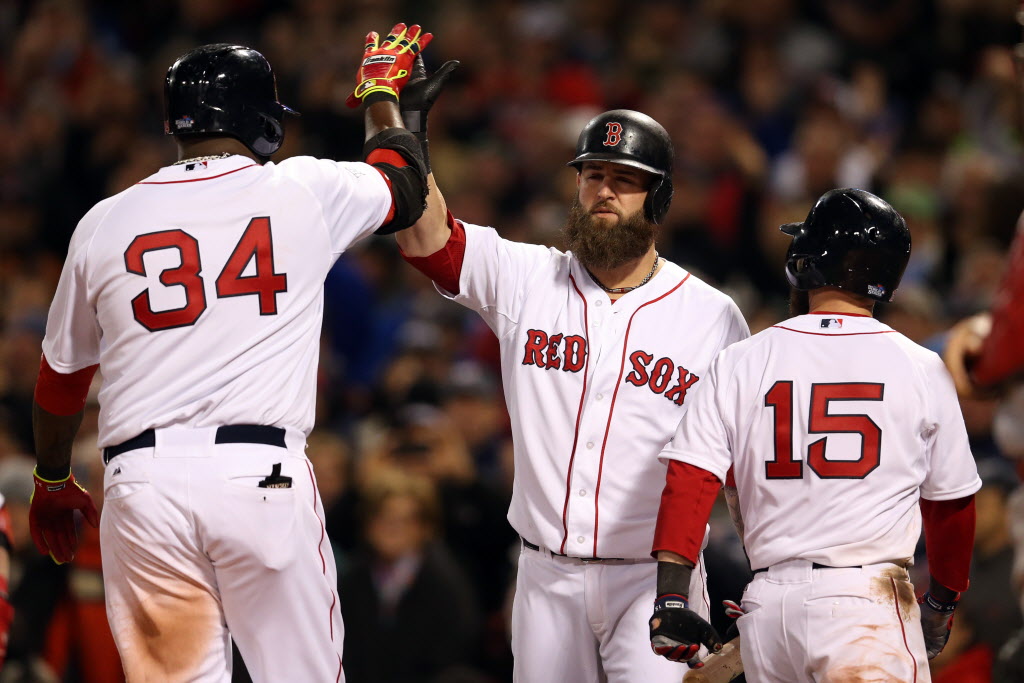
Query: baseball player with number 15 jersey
29 31 431 683
650 189 981 681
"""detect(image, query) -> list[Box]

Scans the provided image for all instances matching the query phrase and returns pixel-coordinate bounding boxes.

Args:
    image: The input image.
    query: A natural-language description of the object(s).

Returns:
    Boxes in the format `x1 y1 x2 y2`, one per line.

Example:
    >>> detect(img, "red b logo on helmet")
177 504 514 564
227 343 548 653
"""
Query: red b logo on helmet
603 122 623 147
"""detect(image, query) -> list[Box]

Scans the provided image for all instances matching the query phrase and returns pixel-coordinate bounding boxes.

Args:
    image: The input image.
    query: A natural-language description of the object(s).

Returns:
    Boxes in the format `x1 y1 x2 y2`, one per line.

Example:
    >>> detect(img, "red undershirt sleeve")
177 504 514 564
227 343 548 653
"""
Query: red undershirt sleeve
367 148 410 225
399 211 465 295
34 354 98 416
652 460 723 564
920 495 976 593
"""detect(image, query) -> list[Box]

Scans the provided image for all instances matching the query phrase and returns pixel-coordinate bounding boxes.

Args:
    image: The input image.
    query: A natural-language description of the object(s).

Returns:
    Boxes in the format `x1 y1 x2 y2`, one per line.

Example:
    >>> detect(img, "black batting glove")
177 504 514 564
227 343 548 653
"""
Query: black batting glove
400 55 458 172
400 55 459 135
649 593 723 666
919 591 958 659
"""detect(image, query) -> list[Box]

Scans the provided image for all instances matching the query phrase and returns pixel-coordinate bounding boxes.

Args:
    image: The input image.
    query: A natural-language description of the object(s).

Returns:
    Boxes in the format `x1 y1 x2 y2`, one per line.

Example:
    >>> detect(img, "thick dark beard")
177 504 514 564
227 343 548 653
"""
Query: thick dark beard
563 199 657 271
789 287 810 316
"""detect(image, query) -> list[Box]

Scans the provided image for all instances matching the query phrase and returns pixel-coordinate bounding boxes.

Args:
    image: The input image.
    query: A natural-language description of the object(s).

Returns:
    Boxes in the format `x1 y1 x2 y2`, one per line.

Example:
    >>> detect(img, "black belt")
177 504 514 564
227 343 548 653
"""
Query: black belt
753 562 857 575
521 537 625 562
103 425 287 464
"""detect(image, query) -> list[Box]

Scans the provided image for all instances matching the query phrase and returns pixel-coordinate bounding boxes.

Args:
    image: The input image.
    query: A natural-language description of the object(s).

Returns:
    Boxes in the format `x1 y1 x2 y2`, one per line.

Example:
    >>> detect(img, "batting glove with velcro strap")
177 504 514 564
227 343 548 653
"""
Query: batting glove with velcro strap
346 23 432 107
649 593 723 667
400 55 459 172
29 469 99 564
919 591 959 659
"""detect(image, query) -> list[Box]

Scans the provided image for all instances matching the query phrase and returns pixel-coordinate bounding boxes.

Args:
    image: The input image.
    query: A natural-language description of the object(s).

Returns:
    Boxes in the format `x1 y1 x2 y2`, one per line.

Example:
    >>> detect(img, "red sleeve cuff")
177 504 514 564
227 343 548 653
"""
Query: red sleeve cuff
920 496 975 593
400 211 465 295
652 461 722 563
34 355 98 416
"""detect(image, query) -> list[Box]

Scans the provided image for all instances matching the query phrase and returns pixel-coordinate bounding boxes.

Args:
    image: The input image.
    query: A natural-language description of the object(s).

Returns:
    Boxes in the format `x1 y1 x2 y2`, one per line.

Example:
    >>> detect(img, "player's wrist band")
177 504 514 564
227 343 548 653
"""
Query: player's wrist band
363 90 400 106
654 594 689 610
921 591 959 612
33 465 72 483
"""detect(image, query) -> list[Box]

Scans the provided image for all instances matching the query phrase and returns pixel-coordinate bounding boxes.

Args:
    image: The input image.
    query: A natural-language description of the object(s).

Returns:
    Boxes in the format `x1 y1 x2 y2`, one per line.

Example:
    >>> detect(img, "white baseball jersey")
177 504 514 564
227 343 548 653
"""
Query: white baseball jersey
440 222 749 559
42 154 390 447
662 312 982 570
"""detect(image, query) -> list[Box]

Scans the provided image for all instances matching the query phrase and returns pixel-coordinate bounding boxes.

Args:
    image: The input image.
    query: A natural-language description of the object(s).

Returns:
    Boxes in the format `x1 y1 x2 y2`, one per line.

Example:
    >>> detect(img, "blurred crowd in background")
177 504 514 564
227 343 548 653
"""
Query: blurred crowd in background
0 0 1023 681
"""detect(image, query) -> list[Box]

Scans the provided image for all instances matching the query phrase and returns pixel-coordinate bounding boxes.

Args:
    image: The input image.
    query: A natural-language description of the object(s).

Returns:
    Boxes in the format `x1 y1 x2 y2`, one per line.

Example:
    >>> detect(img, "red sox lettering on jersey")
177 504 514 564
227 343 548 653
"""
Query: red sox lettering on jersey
521 330 701 406
436 221 748 560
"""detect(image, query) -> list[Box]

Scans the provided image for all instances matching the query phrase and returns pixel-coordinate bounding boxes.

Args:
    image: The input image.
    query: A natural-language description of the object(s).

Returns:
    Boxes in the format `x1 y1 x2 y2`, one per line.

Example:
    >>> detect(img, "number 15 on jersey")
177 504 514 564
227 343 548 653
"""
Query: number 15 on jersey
764 381 884 480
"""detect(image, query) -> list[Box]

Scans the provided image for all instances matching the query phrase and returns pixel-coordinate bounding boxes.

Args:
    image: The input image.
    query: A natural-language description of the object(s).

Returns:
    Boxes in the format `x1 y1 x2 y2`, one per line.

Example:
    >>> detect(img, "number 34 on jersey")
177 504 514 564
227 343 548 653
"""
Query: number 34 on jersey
123 217 288 332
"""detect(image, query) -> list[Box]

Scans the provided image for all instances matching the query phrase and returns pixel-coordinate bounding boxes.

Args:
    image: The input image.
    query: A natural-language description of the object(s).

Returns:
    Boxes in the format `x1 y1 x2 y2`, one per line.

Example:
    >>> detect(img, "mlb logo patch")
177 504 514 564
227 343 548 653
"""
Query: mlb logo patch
820 318 843 329
184 161 208 171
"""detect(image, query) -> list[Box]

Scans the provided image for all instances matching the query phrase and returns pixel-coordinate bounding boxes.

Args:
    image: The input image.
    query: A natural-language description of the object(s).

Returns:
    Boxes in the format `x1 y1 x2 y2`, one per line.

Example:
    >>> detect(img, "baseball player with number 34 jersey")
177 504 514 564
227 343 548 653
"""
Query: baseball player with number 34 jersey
29 30 431 683
650 189 982 682
389 81 749 681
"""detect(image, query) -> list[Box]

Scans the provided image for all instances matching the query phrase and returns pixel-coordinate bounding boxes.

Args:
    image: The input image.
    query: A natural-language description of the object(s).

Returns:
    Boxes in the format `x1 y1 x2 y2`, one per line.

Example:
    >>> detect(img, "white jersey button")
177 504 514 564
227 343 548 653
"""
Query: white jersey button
596 300 603 306
577 536 585 544
586 441 594 449
596 393 604 400
579 489 586 497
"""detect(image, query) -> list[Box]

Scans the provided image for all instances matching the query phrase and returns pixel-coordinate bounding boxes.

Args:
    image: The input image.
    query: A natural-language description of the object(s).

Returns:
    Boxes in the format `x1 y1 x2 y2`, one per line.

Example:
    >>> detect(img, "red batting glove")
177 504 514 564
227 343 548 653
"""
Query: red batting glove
346 23 433 107
29 469 99 564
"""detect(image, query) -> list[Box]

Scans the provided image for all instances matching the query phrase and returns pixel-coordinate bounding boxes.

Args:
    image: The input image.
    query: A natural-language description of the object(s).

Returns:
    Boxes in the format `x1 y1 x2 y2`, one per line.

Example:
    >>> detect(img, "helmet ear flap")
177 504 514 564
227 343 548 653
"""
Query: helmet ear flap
644 175 673 224
785 253 827 291
246 111 284 157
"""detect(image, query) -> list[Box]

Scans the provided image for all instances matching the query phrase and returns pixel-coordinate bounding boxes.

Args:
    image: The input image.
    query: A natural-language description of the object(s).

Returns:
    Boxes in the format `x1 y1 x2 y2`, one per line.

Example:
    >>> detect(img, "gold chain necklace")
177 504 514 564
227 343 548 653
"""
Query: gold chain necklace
173 153 231 166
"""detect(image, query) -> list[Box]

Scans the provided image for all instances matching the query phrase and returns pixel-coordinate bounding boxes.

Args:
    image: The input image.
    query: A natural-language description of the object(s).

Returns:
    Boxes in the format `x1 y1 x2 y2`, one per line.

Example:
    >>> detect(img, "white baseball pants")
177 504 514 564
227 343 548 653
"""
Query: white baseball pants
737 558 930 683
511 543 710 682
99 426 344 682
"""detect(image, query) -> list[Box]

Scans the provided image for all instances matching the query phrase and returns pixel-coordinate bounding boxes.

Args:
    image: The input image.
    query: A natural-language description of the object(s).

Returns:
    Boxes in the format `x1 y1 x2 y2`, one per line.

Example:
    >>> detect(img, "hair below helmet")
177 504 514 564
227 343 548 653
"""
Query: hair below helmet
164 44 297 158
568 109 674 223
780 188 911 302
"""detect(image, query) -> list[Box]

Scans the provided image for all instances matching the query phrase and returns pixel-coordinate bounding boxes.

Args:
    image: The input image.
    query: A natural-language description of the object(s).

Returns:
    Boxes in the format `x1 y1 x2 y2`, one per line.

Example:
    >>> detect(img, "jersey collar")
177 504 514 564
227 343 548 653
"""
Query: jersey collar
140 155 259 184
774 313 890 335
569 254 688 306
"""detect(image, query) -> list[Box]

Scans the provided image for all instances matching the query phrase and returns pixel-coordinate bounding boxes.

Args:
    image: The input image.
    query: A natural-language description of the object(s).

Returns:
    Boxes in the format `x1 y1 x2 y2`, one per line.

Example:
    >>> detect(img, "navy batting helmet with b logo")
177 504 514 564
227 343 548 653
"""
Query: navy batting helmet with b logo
568 110 674 224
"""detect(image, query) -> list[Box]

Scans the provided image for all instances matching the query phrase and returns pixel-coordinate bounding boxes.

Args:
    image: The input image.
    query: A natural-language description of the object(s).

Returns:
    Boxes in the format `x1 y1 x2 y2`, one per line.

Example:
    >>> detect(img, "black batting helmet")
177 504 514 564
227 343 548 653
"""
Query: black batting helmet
781 188 911 302
164 44 297 158
568 110 674 224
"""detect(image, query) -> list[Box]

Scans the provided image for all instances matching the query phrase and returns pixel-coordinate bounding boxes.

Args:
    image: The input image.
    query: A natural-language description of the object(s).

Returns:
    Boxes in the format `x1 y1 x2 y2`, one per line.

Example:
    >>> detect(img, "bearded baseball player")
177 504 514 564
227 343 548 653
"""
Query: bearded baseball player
388 58 749 681
29 27 430 682
649 188 982 681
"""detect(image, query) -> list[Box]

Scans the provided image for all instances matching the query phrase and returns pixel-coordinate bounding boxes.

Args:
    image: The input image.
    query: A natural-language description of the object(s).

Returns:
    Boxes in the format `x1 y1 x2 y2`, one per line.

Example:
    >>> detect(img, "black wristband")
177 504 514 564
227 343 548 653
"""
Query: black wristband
657 560 694 599
35 463 72 482
363 91 399 107
922 591 959 613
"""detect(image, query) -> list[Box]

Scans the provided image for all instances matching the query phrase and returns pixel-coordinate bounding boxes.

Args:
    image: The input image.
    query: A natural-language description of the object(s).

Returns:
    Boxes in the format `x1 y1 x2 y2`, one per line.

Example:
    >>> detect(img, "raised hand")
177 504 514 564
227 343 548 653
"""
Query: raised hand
347 23 433 108
401 55 459 135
